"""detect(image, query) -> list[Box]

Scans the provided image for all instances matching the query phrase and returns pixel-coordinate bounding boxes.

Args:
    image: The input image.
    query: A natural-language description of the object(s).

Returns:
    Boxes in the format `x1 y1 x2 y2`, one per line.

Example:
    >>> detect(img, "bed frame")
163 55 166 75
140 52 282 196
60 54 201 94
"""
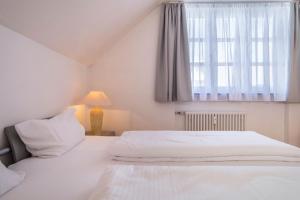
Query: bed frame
0 125 31 164
0 147 10 157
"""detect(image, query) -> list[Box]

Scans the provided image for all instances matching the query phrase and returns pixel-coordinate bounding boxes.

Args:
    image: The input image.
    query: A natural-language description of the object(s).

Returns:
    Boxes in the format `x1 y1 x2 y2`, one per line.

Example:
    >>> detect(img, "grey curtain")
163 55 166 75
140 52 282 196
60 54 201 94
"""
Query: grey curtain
288 2 300 102
155 3 192 103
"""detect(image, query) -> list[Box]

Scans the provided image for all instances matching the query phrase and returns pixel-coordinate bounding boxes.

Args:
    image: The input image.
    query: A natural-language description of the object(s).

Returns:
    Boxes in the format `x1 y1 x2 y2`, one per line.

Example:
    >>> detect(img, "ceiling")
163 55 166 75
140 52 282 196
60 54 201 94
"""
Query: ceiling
0 0 160 65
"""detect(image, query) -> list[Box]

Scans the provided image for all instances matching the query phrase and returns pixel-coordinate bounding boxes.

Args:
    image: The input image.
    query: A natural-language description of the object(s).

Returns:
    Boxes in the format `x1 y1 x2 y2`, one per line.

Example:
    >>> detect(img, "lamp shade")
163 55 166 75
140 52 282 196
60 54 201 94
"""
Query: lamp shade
82 91 112 107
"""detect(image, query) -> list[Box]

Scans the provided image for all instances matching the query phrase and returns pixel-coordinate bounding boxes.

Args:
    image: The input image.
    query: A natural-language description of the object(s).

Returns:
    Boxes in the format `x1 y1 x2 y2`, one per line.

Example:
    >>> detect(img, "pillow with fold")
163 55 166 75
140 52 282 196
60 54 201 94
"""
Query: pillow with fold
0 161 25 196
15 108 85 157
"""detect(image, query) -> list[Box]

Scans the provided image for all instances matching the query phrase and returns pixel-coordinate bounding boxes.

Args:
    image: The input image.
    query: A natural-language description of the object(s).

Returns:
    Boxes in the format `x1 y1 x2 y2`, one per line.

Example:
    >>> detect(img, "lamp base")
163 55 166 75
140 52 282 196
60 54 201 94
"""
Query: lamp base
90 107 103 135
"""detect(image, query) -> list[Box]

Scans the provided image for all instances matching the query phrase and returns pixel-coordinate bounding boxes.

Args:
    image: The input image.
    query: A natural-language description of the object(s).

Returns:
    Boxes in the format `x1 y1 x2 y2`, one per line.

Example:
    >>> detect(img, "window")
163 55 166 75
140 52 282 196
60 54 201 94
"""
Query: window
186 3 291 101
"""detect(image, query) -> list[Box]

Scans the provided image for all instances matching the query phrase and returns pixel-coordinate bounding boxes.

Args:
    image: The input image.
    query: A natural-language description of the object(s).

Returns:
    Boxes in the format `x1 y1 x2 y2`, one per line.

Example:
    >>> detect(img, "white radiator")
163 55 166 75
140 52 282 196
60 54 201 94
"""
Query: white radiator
185 112 246 131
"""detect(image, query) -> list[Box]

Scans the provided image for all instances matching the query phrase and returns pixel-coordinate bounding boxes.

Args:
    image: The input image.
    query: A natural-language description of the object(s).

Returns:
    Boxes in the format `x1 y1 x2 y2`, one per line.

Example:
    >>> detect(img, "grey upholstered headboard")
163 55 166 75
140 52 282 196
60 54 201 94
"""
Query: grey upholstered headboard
4 126 31 163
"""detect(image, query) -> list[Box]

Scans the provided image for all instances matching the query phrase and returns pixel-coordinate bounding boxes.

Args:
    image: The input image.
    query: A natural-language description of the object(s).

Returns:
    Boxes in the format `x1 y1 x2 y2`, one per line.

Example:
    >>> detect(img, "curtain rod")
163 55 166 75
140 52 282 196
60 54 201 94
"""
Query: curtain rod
165 0 299 4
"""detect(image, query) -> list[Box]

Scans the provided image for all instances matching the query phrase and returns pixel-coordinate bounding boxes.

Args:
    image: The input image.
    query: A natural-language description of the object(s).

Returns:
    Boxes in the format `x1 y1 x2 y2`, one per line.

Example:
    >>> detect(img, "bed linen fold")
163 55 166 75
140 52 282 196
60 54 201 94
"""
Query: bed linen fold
110 131 300 162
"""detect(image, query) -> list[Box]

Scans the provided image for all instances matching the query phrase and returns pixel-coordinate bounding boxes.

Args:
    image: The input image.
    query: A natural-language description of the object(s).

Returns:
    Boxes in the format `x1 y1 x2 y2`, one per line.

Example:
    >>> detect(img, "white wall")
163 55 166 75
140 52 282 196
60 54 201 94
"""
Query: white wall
89 7 300 147
0 25 87 160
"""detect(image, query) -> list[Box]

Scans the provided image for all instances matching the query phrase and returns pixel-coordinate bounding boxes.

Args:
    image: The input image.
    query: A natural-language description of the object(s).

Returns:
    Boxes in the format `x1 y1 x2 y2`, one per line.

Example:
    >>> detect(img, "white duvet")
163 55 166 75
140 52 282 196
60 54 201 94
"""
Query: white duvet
110 131 300 162
90 165 300 200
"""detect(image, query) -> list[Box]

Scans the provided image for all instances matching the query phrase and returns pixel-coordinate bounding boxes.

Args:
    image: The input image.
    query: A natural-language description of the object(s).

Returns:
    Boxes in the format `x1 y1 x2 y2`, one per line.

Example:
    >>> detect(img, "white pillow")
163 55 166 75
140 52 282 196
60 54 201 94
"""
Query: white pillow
0 161 25 196
15 108 85 157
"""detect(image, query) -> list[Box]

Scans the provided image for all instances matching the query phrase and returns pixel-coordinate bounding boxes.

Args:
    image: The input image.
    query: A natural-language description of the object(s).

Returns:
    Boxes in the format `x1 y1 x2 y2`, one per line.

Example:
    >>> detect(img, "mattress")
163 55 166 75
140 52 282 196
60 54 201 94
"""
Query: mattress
1 136 116 200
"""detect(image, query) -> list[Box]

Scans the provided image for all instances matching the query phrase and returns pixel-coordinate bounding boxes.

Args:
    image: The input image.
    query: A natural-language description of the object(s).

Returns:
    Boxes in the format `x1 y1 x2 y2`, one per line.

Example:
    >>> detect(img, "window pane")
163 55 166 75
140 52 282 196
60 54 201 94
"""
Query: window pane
194 18 200 39
190 42 205 63
252 66 257 87
252 66 264 87
189 18 206 39
218 66 232 87
218 42 233 63
252 43 256 62
230 19 236 38
198 18 205 38
216 18 224 38
270 65 274 90
257 66 264 86
252 41 263 63
257 18 264 38
193 67 205 88
269 42 273 63
200 71 205 87
216 17 236 38
193 67 200 88
218 43 226 63
252 17 264 38
257 42 263 62
269 17 274 38
251 18 256 38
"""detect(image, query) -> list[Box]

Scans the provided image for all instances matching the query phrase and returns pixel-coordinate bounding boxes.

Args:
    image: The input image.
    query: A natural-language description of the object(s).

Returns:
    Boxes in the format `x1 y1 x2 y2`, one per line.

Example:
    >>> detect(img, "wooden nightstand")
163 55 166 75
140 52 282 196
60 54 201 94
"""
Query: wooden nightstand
86 130 116 136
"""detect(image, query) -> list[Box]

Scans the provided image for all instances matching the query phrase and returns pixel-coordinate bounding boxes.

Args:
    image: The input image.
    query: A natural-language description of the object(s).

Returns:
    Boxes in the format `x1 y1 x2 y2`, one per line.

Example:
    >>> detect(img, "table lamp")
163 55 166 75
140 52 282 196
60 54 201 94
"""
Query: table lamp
82 91 111 134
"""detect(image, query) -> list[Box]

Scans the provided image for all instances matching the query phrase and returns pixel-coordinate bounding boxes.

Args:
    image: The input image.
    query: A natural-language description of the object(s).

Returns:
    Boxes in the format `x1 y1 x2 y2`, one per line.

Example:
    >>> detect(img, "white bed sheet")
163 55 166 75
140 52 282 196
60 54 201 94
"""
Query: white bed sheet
1 136 116 200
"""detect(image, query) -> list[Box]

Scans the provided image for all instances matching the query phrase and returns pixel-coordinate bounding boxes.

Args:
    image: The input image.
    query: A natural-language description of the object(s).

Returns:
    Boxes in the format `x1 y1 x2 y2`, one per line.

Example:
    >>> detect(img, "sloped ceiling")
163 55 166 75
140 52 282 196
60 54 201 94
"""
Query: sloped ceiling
0 0 161 65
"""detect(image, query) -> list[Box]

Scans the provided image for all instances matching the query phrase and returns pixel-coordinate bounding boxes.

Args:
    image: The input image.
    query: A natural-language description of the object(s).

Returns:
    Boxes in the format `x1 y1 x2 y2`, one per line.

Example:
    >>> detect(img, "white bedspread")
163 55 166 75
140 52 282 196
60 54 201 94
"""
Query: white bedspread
1 136 115 200
90 165 300 200
110 131 300 162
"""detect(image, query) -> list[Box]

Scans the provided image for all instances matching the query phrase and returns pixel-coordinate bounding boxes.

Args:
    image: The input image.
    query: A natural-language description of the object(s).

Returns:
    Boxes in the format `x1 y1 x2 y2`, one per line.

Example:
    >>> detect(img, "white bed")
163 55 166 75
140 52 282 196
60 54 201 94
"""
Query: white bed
1 136 116 200
90 131 300 200
2 131 300 200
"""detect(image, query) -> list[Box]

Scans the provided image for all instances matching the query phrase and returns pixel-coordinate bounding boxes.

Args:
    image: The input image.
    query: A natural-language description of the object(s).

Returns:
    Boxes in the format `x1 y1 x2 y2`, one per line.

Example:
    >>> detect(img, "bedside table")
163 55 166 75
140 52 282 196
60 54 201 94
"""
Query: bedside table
86 130 116 136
